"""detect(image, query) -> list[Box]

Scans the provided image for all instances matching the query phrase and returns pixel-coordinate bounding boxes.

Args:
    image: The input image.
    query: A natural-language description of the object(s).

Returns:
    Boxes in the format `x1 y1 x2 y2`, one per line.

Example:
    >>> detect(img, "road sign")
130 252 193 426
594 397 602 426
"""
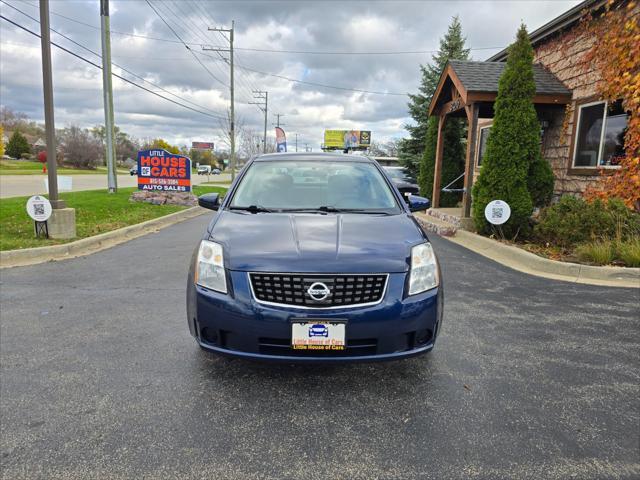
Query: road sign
484 200 511 225
26 195 52 222
137 149 191 192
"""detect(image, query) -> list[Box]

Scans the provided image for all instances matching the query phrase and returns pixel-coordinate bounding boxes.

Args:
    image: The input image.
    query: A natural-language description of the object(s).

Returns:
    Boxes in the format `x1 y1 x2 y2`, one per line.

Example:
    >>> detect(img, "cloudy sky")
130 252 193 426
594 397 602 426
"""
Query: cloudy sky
0 0 580 150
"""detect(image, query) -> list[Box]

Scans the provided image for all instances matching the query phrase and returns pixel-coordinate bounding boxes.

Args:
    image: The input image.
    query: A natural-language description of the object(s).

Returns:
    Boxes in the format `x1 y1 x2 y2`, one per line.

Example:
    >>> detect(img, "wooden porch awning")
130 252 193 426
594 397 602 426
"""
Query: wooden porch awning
428 60 571 117
426 60 571 217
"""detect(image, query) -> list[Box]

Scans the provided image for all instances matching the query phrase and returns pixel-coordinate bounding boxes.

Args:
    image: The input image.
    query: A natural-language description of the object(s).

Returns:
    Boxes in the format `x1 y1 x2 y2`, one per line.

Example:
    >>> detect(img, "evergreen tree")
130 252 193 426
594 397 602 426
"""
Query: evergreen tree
401 16 469 202
6 131 30 159
471 24 551 236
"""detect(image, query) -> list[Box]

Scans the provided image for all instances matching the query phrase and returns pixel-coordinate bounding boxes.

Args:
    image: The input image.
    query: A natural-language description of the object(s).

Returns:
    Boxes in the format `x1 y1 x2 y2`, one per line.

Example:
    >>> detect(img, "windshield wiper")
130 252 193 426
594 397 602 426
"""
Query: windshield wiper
229 205 274 213
282 206 392 215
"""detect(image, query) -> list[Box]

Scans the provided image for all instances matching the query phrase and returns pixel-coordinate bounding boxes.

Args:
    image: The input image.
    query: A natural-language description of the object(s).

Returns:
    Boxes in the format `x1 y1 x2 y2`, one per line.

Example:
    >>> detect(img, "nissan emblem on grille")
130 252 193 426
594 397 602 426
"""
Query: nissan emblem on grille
307 282 331 301
249 273 388 308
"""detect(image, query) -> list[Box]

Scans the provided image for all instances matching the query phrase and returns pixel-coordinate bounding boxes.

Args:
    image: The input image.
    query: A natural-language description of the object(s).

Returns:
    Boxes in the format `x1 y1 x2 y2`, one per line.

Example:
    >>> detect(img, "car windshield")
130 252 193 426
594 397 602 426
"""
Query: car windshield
384 167 415 183
230 160 400 212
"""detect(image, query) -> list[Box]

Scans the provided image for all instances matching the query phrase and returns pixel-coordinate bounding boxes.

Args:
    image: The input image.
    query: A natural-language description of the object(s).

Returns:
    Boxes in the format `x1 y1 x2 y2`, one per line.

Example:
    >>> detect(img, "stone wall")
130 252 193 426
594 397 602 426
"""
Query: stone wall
533 1 639 197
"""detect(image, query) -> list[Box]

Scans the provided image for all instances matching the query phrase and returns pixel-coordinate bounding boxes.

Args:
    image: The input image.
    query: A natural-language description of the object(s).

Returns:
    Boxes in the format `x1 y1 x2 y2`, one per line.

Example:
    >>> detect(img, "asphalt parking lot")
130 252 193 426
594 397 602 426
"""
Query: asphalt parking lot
1 214 638 479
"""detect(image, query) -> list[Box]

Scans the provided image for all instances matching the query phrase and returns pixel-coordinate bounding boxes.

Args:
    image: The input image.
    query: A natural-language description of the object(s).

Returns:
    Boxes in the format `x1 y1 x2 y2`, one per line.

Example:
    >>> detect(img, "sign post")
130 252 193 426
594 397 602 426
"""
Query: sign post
484 200 511 239
137 149 192 192
26 195 53 238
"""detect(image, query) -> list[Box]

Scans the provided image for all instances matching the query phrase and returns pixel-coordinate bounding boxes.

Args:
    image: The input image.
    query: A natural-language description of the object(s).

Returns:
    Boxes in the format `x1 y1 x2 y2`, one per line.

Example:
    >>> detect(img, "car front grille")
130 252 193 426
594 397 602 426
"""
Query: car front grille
249 273 388 308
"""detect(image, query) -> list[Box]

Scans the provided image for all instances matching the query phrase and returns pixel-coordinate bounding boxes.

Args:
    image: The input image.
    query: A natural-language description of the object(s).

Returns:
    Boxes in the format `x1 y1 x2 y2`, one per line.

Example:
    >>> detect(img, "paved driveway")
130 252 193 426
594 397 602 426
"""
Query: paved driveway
1 215 638 479
0 173 230 198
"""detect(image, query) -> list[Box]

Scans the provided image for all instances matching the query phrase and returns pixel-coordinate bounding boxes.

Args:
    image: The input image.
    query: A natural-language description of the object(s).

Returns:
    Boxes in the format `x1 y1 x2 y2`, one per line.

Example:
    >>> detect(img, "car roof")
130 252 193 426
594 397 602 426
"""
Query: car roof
253 152 374 163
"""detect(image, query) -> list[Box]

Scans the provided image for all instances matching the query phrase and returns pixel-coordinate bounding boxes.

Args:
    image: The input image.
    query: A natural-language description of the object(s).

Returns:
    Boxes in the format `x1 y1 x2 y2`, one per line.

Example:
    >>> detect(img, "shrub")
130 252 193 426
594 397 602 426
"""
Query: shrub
528 157 554 208
534 196 640 248
576 240 614 265
6 131 30 159
616 239 640 268
472 25 540 237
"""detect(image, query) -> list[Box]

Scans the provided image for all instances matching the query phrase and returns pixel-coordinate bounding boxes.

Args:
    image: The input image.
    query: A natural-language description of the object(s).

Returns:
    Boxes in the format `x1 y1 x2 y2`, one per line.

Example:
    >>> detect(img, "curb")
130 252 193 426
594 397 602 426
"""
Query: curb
0 206 207 269
441 229 640 289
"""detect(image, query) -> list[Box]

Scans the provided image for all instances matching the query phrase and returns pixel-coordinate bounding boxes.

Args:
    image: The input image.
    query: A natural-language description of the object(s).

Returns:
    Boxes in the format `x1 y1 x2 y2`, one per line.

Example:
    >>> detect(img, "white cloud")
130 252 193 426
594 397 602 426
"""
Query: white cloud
0 0 581 149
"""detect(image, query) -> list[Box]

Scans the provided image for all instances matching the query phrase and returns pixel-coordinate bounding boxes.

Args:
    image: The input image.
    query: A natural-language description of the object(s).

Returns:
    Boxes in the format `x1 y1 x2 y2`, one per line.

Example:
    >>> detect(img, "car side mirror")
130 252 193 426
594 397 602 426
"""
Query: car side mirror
198 193 220 211
407 195 430 212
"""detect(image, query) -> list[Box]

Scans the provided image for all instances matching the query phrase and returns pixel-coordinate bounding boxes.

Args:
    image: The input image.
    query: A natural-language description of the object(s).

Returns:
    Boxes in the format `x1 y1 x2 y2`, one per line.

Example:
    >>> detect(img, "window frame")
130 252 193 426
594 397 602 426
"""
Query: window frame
570 99 623 171
475 123 492 168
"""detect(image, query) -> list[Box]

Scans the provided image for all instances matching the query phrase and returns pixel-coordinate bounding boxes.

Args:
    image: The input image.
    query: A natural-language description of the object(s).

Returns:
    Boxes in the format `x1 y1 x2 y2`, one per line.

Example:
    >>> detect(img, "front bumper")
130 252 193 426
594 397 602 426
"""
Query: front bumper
187 271 442 362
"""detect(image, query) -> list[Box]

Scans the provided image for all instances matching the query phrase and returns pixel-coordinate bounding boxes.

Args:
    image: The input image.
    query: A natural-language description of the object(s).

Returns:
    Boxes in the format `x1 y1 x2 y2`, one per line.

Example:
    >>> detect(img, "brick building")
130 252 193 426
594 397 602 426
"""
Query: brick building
427 0 634 219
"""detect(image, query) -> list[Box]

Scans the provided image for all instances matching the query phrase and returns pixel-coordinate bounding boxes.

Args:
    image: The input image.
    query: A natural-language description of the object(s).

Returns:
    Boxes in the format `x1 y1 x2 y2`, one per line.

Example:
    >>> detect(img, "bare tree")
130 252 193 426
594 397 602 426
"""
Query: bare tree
368 139 400 157
60 126 102 169
238 129 277 159
217 108 244 151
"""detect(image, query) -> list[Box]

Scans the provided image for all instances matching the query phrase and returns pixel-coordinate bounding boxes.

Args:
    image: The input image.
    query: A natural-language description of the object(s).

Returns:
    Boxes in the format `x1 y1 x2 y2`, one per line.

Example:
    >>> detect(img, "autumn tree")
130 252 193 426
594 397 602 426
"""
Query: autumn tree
144 138 181 154
583 1 640 212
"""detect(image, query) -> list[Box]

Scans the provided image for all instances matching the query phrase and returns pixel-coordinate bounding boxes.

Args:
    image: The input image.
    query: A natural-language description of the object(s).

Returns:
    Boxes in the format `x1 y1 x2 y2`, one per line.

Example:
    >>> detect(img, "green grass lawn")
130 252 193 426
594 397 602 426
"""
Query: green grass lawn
0 185 226 251
0 160 129 175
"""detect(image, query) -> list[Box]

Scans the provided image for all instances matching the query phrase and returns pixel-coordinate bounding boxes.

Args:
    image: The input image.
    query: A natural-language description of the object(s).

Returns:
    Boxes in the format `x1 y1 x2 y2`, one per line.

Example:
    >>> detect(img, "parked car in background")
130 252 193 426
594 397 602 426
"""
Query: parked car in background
129 165 137 176
197 165 212 175
187 152 441 362
383 166 420 200
212 168 221 175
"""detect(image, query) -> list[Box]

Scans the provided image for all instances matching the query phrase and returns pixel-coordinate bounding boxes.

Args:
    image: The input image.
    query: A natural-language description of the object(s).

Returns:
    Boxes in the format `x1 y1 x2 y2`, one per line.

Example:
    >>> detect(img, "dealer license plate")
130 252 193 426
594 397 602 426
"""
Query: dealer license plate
291 322 346 351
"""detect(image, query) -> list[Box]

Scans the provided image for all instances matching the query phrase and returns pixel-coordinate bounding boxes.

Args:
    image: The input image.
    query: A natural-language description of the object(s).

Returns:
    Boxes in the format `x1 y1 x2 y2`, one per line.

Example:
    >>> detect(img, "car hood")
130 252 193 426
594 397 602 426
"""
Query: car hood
208 211 425 273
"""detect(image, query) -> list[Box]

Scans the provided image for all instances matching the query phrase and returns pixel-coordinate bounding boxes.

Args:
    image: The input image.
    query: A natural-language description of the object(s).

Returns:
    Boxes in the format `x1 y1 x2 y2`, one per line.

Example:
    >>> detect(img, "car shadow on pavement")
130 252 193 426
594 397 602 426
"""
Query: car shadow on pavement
190 345 439 398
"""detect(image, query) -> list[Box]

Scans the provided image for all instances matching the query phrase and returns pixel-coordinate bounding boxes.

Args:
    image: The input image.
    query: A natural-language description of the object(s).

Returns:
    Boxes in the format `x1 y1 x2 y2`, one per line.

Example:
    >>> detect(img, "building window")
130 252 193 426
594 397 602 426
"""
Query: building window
573 100 628 168
476 125 491 166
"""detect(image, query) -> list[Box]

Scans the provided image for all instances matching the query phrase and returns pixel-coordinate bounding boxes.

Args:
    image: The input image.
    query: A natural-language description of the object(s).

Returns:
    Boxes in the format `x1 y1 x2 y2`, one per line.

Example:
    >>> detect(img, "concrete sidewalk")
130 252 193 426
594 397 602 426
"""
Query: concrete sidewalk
0 173 230 198
415 213 640 288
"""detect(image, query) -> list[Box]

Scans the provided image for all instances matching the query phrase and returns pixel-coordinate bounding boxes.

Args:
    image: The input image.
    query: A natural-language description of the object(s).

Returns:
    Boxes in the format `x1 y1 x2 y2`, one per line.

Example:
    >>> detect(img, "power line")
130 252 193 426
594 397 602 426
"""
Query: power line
180 0 257 104
0 14 225 120
1 0 225 117
144 0 228 88
12 1 504 56
198 50 407 96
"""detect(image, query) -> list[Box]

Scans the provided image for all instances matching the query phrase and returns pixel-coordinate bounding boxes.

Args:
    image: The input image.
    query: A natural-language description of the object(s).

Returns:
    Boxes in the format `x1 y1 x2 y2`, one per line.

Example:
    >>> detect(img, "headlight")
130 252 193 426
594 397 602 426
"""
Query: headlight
195 240 227 293
408 242 439 295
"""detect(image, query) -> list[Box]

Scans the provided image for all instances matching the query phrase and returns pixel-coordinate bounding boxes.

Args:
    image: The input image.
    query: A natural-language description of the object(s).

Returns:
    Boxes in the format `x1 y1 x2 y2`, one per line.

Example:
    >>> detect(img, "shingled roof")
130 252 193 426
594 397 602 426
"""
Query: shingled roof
448 60 570 95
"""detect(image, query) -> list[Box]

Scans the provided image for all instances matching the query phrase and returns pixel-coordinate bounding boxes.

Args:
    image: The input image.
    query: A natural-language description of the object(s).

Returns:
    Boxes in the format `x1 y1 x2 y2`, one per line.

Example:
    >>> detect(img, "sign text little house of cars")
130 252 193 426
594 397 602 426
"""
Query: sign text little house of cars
137 149 191 192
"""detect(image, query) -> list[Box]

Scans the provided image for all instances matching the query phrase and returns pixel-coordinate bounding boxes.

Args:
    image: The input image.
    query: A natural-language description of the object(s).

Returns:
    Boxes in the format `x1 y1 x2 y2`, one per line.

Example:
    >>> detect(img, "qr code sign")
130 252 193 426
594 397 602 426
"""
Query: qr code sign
34 203 45 216
492 207 503 219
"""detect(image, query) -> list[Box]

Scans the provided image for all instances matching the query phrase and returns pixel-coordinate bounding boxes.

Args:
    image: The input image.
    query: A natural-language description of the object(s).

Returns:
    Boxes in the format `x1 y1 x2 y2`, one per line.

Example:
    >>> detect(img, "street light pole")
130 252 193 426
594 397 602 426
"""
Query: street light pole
38 0 63 208
100 0 117 192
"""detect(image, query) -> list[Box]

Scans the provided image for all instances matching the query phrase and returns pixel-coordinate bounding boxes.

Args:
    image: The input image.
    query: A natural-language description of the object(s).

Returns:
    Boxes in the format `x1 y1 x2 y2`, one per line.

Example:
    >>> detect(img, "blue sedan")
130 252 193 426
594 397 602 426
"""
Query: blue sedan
186 152 443 362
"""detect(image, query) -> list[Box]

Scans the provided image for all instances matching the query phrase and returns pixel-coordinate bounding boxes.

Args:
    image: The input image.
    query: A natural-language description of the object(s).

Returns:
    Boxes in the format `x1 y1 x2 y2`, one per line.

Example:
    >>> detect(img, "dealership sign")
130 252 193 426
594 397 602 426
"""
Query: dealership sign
192 141 214 151
323 130 372 149
137 149 191 192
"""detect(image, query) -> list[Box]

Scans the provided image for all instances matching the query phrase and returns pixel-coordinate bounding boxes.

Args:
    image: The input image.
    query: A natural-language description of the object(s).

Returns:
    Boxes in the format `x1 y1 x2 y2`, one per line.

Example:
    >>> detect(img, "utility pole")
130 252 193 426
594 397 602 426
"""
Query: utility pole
250 90 268 153
273 113 285 128
100 0 117 192
39 0 62 208
205 21 235 180
294 133 299 152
